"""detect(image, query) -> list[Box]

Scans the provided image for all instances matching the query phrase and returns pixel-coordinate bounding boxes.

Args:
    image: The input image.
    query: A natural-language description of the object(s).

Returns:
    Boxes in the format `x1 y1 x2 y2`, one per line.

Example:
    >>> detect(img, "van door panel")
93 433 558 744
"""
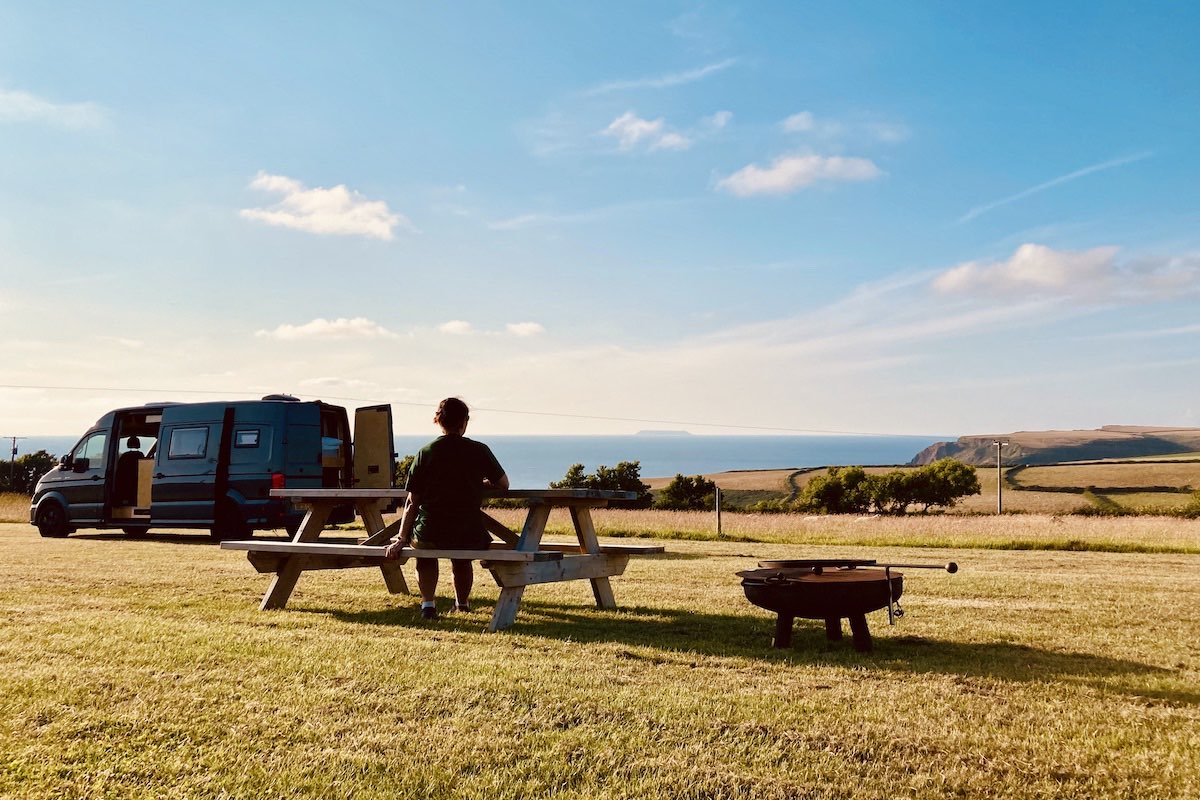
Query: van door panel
152 421 223 523
353 404 394 489
59 431 109 522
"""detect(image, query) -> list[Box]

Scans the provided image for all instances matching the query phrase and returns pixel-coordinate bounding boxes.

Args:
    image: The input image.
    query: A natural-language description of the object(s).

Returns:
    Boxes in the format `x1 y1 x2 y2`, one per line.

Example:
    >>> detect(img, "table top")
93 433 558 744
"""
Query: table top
270 487 637 501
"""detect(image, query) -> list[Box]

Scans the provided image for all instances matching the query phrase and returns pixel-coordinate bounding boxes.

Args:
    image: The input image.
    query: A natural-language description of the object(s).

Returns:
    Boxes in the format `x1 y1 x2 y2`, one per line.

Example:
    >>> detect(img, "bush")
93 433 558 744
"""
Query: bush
0 450 57 495
797 460 981 515
653 474 717 511
550 461 653 509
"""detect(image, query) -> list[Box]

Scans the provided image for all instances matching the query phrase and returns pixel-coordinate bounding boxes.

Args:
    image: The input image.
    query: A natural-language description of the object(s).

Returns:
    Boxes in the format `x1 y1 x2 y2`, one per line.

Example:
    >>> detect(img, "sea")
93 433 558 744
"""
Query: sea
19 433 945 489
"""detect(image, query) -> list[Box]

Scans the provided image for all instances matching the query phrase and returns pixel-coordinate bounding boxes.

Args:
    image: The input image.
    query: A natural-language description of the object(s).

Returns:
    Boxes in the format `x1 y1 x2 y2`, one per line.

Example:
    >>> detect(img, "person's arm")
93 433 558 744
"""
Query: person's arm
383 492 421 559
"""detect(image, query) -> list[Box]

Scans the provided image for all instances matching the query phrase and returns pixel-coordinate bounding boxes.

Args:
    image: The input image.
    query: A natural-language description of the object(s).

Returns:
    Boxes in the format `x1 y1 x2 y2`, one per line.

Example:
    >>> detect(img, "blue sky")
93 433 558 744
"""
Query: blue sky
2 2 1198 436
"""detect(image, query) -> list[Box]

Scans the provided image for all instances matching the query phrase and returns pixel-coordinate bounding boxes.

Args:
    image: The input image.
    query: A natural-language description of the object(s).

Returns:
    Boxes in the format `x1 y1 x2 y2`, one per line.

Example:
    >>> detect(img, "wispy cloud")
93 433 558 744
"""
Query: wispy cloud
0 87 108 129
1083 322 1200 341
781 110 909 143
584 58 737 95
439 320 474 335
959 151 1153 223
256 317 399 340
933 243 1200 303
717 154 882 197
240 172 416 240
601 111 691 152
506 322 545 337
440 320 545 337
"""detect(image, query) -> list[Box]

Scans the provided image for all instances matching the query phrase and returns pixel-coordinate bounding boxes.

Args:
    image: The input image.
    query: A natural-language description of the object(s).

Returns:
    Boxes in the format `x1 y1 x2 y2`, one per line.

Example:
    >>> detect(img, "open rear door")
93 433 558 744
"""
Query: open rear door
353 404 395 489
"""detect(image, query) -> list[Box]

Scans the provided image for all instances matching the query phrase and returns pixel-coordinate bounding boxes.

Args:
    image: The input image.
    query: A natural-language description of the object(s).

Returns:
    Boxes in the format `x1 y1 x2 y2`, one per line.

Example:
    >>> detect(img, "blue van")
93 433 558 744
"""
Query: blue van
30 396 394 540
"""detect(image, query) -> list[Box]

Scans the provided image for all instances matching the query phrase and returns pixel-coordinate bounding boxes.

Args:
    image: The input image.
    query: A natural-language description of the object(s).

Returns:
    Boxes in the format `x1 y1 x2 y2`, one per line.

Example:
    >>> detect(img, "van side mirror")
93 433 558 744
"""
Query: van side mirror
60 454 72 468
72 457 91 473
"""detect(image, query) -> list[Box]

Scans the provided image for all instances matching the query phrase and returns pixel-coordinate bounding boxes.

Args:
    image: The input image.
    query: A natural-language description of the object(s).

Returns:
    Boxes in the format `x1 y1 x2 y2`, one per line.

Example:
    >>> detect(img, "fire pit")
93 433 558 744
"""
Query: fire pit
737 559 957 652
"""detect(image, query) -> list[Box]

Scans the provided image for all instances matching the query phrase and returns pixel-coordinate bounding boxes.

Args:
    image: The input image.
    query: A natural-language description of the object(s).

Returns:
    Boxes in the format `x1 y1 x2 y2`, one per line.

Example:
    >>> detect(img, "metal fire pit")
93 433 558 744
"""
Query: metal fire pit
738 562 901 652
737 559 956 652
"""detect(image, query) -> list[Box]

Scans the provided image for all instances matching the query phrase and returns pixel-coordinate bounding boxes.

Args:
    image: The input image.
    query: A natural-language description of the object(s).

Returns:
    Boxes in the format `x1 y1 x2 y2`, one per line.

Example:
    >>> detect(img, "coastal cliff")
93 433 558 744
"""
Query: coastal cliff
910 425 1200 466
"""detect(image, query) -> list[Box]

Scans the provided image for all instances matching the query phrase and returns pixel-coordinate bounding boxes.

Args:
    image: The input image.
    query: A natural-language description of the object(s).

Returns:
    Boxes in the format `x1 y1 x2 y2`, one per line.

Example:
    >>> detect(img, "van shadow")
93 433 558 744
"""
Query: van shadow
313 600 1194 706
72 532 364 546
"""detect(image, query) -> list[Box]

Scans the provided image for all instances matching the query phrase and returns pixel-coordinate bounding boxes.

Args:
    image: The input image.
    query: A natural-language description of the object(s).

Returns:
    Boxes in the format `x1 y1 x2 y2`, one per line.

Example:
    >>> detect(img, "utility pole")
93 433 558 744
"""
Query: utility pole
3 436 28 491
992 440 1009 514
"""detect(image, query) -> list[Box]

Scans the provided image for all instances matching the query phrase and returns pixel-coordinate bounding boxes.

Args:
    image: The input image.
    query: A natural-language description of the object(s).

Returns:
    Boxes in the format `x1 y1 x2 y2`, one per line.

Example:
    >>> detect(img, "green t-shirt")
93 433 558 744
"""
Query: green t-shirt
406 435 505 547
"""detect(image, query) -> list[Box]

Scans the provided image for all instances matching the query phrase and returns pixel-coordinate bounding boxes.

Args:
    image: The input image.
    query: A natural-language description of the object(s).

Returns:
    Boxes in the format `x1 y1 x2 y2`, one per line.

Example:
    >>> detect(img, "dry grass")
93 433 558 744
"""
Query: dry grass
1 521 1198 799
1016 462 1200 489
471 508 1200 554
0 493 28 524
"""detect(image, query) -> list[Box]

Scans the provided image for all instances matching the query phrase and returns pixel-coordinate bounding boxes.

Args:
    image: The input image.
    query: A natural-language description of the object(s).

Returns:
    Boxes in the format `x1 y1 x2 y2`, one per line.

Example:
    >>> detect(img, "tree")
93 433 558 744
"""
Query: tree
653 474 717 510
2 450 58 495
393 454 415 487
911 458 981 511
797 466 874 514
550 461 653 508
796 460 979 515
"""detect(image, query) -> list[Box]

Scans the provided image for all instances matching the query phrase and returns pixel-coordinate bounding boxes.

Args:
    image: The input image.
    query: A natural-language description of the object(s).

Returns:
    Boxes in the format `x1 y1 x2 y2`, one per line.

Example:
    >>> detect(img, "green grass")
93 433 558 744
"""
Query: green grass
2 521 1199 798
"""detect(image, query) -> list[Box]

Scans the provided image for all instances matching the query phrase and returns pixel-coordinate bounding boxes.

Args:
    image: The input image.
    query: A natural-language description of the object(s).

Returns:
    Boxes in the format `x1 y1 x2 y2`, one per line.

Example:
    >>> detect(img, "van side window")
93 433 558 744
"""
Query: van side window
72 432 108 472
234 429 260 448
168 427 209 459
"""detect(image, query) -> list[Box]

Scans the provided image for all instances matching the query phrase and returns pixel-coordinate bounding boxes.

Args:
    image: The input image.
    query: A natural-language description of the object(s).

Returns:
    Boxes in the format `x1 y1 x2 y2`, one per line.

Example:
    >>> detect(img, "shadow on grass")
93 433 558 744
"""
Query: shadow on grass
71 532 364 546
306 599 1193 705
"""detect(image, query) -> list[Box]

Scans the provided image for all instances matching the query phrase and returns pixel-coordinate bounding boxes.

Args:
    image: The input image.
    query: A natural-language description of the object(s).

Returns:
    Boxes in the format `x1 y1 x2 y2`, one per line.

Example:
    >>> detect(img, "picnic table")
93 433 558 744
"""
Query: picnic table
220 488 664 631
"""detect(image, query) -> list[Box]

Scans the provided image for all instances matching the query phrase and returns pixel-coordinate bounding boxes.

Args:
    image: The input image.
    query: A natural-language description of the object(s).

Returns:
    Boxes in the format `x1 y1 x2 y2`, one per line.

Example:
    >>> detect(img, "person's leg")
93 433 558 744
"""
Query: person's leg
416 557 439 603
450 559 474 609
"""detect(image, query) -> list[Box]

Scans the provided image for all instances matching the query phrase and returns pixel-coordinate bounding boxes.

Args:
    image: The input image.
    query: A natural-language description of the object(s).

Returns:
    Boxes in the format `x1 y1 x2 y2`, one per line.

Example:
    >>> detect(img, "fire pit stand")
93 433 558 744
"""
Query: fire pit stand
737 559 957 653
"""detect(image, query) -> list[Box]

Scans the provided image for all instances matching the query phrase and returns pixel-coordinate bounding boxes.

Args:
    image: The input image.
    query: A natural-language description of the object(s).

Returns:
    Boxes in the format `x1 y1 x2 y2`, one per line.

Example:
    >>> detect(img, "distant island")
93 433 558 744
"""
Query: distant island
635 430 693 437
911 425 1200 466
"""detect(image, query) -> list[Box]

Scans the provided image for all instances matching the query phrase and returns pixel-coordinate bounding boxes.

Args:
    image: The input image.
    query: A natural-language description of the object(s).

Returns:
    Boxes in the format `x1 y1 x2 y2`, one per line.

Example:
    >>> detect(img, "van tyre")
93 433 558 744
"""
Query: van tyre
210 500 248 542
36 502 71 538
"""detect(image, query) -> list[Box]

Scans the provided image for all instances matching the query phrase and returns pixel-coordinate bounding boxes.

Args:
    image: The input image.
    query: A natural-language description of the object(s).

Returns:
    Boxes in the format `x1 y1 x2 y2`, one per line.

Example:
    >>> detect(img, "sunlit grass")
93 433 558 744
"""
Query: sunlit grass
1 521 1197 799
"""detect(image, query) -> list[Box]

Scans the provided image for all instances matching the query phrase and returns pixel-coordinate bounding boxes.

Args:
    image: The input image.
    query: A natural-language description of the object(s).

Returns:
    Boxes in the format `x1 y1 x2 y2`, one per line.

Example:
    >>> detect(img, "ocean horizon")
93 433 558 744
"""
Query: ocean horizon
19 433 946 490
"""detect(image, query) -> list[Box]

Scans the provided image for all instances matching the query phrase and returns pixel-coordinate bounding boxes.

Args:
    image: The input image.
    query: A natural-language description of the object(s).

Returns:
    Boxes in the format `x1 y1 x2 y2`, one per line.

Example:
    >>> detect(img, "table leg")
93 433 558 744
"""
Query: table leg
486 504 550 632
571 506 616 609
261 503 330 610
357 500 409 594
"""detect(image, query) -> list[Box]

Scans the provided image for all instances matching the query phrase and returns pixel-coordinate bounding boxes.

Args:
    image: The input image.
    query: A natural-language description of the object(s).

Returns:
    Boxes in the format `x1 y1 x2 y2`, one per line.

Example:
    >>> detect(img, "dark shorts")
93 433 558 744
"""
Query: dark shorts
413 527 491 551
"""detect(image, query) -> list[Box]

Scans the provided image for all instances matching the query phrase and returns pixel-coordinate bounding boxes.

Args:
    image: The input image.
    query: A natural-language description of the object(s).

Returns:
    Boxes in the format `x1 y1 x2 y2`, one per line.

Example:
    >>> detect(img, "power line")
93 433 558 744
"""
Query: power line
0 382 924 437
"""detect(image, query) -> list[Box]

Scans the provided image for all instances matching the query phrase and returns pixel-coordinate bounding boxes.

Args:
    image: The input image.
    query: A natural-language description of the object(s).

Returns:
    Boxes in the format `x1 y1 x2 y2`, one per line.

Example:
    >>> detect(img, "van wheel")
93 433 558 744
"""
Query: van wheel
37 502 71 538
210 501 248 542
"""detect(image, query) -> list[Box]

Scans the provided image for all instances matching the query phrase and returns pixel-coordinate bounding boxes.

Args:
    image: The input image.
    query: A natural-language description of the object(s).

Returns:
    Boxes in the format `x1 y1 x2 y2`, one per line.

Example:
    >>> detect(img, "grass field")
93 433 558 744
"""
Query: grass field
3 517 1199 799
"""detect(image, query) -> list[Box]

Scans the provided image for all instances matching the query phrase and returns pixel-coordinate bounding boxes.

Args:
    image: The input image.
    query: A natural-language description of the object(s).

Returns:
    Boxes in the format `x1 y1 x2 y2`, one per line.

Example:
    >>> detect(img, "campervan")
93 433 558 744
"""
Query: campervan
30 396 395 540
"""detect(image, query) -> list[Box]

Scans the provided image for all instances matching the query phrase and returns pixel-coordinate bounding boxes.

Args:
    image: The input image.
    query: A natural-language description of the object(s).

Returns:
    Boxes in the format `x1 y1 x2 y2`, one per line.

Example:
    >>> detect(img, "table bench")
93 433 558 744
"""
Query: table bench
220 488 664 631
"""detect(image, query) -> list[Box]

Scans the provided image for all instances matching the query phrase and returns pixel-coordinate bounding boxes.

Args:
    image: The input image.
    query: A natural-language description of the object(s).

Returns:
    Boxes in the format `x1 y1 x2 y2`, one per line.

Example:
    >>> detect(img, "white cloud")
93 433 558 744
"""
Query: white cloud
584 58 737 95
256 317 398 340
439 320 475 335
717 154 882 196
506 322 545 337
239 171 415 240
781 111 817 133
705 110 733 129
0 87 107 129
781 111 908 145
933 243 1200 303
601 111 691 151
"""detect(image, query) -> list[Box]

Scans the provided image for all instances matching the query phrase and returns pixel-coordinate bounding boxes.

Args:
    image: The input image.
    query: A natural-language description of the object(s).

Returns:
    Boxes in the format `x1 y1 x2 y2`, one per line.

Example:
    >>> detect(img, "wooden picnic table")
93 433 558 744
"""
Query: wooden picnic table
220 488 664 631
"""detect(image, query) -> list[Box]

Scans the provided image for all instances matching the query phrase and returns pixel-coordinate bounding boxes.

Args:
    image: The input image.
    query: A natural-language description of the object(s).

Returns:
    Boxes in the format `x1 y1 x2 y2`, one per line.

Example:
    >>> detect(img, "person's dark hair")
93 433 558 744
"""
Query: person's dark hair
434 397 469 430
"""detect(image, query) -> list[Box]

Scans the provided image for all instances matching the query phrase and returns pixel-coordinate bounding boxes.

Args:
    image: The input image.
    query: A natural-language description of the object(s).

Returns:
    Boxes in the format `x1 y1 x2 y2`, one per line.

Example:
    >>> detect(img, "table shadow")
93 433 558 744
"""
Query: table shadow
306 600 1194 707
